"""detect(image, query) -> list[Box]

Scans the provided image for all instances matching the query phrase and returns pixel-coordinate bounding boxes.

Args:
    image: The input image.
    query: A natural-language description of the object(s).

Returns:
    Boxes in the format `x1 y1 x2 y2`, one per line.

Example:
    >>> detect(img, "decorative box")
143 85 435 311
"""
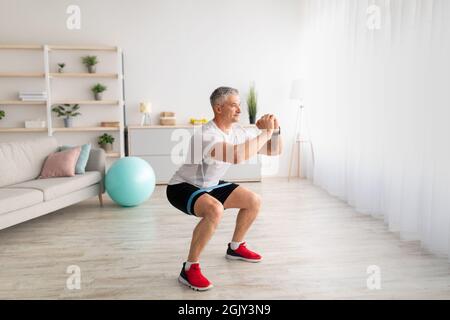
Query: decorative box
101 121 120 127
25 120 46 128
160 112 176 126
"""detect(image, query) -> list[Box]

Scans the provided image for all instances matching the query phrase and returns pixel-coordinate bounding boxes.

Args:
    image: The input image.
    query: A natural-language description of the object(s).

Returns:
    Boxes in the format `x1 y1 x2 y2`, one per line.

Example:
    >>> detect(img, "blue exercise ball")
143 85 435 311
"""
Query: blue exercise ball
105 157 155 207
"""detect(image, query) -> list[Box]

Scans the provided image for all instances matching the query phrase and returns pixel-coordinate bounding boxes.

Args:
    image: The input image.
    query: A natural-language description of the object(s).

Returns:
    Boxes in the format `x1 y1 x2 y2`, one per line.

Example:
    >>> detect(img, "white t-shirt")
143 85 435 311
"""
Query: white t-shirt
169 120 256 188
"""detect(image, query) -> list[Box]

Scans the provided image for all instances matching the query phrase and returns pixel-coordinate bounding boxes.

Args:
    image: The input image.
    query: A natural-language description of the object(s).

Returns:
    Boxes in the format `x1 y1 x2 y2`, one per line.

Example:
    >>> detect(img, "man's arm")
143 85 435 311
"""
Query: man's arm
210 130 273 164
257 116 283 156
258 130 283 156
208 114 277 164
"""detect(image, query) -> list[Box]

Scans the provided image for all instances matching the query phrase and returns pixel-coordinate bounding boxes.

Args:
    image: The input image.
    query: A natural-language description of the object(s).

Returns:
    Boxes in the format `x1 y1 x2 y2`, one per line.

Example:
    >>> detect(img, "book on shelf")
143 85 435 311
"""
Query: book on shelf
19 91 47 95
19 91 48 101
25 120 46 128
18 91 47 96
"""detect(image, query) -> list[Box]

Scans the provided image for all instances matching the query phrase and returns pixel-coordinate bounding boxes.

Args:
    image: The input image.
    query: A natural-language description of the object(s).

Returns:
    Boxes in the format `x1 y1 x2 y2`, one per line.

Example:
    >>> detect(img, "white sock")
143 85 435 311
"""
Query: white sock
230 241 243 251
185 261 199 271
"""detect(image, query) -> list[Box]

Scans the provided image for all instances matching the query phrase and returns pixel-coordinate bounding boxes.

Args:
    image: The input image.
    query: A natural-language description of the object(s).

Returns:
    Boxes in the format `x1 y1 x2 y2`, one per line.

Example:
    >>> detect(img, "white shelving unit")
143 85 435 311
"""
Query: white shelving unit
0 44 125 158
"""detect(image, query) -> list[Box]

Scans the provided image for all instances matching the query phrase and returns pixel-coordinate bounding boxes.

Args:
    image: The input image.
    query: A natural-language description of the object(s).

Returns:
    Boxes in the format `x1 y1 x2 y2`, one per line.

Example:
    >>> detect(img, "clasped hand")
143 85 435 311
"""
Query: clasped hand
256 114 280 136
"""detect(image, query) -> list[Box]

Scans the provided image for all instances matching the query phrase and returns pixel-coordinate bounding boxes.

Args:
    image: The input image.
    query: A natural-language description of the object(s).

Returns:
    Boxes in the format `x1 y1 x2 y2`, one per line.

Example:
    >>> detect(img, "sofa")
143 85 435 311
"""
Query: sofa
0 137 105 230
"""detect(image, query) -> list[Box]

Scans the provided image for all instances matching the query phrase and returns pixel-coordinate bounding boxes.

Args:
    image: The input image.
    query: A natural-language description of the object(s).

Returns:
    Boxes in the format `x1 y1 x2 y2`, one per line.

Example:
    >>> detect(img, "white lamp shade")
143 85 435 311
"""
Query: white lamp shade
139 102 152 113
290 79 304 101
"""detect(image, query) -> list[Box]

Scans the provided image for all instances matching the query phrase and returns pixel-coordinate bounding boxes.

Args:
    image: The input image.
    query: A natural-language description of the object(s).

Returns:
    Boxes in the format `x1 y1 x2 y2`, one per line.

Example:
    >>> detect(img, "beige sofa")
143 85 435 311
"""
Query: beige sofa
0 137 105 230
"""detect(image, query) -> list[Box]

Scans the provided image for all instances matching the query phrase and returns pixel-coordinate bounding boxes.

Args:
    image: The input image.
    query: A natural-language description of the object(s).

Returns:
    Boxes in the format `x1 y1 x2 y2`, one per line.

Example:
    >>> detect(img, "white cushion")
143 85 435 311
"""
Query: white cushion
0 188 44 215
8 172 102 201
0 137 58 188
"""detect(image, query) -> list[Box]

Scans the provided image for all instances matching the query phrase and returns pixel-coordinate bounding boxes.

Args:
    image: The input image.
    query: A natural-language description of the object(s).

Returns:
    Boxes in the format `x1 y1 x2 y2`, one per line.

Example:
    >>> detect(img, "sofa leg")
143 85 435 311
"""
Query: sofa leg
98 193 104 207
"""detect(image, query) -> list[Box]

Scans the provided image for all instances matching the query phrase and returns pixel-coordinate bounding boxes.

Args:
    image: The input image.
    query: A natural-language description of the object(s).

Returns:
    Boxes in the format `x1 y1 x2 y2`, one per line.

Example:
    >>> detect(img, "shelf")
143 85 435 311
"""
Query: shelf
0 45 42 50
0 45 117 51
48 45 118 52
127 124 257 129
0 72 45 78
0 73 118 79
50 73 118 79
0 128 47 133
0 100 46 105
128 125 196 129
53 127 120 132
0 100 119 106
52 100 119 105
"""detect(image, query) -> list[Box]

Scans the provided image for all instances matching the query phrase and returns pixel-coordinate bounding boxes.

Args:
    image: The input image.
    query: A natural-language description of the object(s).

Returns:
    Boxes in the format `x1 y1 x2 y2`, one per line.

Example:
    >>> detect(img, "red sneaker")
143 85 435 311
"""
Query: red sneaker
178 262 213 291
226 242 262 263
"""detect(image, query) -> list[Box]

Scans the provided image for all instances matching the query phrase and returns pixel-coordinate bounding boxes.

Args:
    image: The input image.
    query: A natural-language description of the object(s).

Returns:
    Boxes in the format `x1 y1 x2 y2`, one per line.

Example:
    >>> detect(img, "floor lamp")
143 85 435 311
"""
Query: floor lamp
288 79 314 181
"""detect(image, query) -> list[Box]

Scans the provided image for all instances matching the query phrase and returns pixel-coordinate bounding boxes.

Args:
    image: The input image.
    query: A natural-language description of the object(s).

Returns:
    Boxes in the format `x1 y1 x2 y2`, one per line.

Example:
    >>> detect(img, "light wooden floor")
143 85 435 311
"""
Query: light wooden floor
0 178 449 300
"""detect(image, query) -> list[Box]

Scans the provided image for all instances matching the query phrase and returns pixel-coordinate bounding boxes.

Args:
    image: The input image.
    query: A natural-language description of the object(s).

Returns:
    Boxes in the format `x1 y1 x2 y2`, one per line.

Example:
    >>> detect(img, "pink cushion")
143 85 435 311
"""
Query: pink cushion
39 146 81 179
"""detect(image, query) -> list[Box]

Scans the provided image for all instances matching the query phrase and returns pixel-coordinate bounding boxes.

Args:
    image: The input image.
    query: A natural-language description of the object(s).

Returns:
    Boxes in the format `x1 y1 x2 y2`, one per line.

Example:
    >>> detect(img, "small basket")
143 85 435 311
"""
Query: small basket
160 112 176 126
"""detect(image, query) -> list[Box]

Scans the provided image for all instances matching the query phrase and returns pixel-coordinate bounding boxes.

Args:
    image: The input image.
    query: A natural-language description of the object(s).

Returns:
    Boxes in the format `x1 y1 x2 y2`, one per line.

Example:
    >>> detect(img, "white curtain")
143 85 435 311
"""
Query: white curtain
299 0 450 259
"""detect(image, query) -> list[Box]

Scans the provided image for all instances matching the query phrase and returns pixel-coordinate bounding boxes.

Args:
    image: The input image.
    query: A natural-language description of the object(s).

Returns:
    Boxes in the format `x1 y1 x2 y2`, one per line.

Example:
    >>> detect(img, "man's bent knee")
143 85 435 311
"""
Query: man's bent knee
195 196 224 226
204 203 224 226
248 193 261 211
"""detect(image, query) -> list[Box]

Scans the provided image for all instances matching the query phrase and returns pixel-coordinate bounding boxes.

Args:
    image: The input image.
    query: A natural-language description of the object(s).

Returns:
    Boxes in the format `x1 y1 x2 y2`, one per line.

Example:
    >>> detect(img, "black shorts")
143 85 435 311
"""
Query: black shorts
166 180 240 216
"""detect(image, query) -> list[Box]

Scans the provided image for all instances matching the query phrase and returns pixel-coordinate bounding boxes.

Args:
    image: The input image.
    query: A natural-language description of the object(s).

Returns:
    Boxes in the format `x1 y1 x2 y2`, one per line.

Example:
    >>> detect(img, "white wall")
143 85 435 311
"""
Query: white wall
0 0 303 177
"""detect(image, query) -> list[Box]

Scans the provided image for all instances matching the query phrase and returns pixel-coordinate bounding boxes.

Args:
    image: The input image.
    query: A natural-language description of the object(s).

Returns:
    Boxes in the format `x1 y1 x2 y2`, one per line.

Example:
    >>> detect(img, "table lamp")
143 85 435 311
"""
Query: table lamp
139 102 152 126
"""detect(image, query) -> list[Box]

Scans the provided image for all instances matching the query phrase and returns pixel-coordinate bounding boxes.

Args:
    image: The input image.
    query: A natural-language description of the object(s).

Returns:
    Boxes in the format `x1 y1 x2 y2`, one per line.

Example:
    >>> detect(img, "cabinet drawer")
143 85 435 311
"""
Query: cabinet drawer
128 128 193 156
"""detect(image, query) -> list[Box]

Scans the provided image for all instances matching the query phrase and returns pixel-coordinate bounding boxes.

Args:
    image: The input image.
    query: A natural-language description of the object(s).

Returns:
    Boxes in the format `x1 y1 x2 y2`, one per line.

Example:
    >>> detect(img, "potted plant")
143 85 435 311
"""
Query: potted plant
98 133 115 152
57 63 66 73
82 55 99 73
0 110 5 121
52 104 81 128
91 83 107 101
247 83 258 124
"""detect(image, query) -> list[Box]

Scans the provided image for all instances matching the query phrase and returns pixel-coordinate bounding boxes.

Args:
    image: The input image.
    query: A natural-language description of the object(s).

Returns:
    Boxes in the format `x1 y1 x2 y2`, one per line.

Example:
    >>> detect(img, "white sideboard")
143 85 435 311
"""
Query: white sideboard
127 125 262 184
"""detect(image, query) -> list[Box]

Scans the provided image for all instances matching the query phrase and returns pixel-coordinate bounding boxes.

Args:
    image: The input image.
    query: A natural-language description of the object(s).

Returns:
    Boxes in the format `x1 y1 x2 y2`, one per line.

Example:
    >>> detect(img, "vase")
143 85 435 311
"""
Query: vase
88 65 96 73
101 143 112 153
249 115 256 124
64 118 73 128
94 92 103 101
140 113 151 126
58 68 64 73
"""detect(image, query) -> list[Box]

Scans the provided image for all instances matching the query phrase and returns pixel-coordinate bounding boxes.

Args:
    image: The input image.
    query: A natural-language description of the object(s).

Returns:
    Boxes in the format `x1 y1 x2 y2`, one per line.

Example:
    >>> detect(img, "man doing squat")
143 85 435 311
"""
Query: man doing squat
166 87 283 291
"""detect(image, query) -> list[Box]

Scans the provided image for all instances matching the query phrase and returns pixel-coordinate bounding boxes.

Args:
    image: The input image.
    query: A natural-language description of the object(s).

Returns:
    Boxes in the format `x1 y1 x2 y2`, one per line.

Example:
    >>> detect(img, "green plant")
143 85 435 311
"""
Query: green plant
98 133 115 145
82 55 98 67
57 63 66 68
0 110 5 120
91 83 107 93
247 84 258 119
52 104 81 118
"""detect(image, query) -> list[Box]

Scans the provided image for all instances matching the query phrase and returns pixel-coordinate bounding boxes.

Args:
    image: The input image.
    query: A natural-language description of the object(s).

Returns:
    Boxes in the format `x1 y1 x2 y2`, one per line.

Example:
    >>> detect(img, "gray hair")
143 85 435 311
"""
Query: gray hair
210 87 239 107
